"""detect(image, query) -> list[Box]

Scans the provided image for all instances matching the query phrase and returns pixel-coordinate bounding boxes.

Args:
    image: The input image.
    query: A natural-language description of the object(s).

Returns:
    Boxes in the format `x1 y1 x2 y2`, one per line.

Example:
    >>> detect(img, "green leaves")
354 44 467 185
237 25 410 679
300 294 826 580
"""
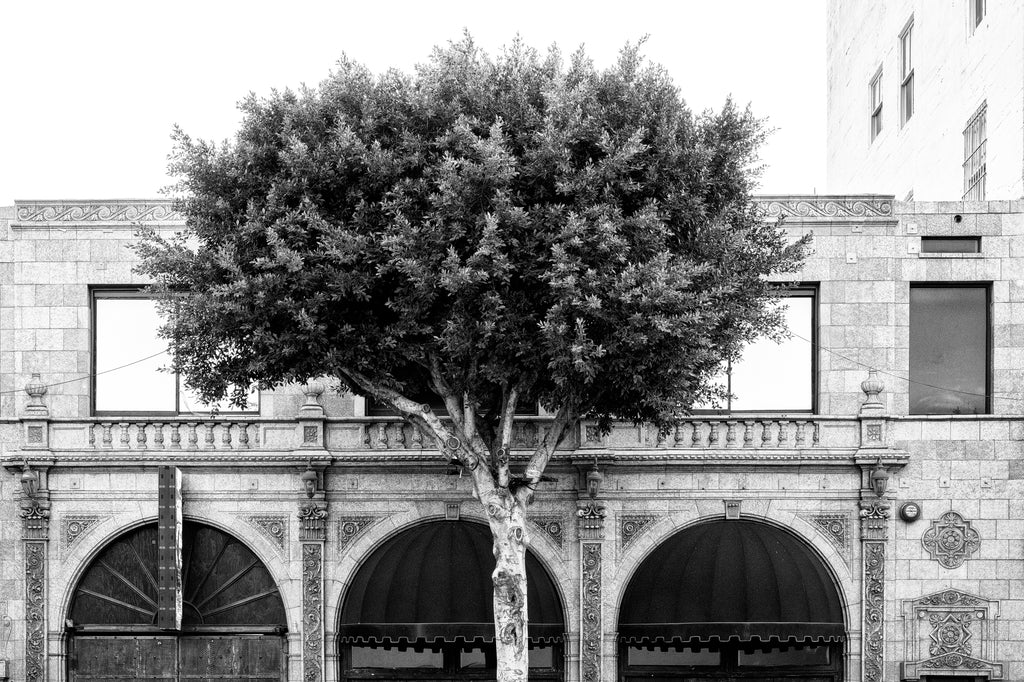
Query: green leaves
135 34 806 436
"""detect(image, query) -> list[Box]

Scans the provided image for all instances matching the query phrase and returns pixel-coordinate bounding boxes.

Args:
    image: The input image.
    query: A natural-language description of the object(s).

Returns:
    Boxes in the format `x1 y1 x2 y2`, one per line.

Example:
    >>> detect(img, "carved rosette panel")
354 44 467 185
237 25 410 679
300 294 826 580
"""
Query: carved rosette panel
580 543 602 682
863 542 884 682
337 516 385 553
804 513 851 562
619 515 656 551
25 541 46 682
61 515 108 555
921 510 981 569
528 515 565 549
246 515 288 551
302 543 324 682
900 589 1002 679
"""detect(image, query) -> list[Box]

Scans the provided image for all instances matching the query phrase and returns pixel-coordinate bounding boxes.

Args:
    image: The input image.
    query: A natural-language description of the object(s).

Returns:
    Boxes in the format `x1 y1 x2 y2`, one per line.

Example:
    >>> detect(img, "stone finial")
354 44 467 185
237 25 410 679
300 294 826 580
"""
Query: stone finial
861 369 884 406
24 373 48 417
299 379 325 417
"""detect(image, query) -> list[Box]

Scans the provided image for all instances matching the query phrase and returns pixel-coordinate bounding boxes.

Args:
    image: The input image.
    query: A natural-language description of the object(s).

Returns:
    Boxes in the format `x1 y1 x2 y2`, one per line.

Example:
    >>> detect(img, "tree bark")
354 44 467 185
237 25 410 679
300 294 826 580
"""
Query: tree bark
483 488 530 682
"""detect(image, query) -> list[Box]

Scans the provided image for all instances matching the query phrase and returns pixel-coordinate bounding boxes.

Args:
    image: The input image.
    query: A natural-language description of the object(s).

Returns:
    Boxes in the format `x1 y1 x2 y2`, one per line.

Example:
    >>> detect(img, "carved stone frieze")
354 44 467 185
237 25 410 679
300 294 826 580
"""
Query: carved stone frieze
901 589 1002 679
756 195 894 219
862 542 885 682
580 543 602 682
337 516 386 552
921 510 981 569
528 515 565 549
245 515 288 551
14 200 183 223
619 515 656 551
25 541 45 682
302 543 324 682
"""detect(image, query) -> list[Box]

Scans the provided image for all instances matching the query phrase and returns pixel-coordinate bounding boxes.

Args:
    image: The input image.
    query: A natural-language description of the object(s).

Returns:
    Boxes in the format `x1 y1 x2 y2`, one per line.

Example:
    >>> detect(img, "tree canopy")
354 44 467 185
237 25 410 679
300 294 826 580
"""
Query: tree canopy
136 36 806 464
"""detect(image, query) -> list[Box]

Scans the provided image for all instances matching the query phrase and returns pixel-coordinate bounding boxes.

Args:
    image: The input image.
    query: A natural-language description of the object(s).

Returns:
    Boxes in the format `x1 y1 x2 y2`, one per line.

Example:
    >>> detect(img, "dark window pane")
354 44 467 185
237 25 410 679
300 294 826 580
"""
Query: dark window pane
737 644 830 666
528 646 554 668
349 646 443 668
921 237 981 253
910 286 988 414
627 646 719 666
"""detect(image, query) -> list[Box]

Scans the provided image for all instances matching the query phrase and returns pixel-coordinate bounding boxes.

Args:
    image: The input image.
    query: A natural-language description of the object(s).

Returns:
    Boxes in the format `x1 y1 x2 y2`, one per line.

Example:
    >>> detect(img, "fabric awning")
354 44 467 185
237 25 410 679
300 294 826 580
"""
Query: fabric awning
619 520 845 644
339 520 565 646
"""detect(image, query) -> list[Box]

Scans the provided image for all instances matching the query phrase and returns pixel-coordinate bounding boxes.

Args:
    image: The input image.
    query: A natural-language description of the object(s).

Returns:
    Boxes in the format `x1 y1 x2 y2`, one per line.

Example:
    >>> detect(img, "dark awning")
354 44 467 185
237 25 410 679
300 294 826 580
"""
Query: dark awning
619 520 845 644
339 520 565 646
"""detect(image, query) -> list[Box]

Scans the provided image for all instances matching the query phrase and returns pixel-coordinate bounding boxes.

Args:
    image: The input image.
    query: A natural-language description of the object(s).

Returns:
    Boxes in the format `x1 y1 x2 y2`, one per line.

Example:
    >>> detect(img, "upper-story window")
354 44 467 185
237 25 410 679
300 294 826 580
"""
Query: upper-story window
970 0 986 33
909 284 989 415
869 67 883 141
963 103 987 200
900 18 915 126
696 287 816 413
92 289 258 415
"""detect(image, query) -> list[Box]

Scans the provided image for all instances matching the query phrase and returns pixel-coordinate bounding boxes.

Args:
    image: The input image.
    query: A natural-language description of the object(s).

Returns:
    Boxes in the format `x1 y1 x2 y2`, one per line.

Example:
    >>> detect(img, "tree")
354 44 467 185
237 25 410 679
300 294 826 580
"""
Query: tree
134 35 807 682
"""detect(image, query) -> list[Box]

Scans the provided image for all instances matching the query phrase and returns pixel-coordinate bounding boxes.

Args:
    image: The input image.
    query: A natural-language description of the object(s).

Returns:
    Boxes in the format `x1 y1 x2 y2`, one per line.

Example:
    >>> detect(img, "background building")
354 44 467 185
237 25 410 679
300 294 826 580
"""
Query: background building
826 0 1024 201
2 196 1024 681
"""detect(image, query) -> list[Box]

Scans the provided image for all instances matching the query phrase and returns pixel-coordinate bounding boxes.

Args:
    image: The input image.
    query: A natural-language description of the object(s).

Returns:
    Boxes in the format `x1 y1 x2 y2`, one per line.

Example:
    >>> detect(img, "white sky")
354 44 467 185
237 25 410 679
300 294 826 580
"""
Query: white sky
0 0 825 206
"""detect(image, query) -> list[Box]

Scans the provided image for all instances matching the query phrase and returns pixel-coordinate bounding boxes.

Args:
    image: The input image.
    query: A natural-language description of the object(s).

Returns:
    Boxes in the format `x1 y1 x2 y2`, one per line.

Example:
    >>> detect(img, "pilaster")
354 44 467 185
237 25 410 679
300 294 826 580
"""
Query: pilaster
576 500 605 682
299 495 328 682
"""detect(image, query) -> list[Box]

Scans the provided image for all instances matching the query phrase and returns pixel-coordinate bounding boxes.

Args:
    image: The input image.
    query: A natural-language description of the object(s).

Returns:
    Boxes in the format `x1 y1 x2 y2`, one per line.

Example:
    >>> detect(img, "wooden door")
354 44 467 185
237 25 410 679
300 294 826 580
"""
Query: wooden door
71 636 177 681
179 636 283 681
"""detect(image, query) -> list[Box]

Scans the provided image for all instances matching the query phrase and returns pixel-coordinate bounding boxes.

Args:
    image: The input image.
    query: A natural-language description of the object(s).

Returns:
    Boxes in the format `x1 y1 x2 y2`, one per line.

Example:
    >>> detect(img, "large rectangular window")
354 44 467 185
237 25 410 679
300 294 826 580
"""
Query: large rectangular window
93 290 257 415
909 285 989 414
963 103 987 200
696 288 816 413
900 18 915 125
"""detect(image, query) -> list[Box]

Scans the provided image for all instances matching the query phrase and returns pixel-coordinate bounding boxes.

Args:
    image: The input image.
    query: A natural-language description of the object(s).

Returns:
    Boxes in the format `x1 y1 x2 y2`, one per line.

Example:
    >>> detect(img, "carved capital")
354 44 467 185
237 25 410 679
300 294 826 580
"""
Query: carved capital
859 499 890 541
298 502 329 542
576 502 606 541
20 499 51 541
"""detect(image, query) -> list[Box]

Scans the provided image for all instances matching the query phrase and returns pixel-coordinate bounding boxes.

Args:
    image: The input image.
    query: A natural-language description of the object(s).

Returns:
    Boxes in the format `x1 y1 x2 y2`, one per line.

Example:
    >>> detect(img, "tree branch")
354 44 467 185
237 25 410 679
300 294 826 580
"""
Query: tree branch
495 386 518 489
515 405 573 505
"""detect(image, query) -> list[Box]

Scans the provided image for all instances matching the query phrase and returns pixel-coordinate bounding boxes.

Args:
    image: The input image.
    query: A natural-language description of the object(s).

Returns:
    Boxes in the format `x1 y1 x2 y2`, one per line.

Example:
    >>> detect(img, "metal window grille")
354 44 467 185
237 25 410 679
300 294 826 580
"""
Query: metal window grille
963 104 987 201
900 20 914 125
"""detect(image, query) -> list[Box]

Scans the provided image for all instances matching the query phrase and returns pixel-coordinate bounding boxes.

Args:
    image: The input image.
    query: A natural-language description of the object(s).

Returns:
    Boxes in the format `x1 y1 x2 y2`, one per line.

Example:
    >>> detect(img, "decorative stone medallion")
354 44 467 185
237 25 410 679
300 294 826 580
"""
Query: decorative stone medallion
528 515 565 549
901 589 1002 680
337 516 385 553
619 515 656 550
921 511 980 569
245 515 288 551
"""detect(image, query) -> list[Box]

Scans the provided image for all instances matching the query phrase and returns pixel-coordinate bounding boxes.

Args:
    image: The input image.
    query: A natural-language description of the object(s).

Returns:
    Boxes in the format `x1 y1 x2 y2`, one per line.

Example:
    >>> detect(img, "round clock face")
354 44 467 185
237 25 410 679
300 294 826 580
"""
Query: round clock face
900 502 921 521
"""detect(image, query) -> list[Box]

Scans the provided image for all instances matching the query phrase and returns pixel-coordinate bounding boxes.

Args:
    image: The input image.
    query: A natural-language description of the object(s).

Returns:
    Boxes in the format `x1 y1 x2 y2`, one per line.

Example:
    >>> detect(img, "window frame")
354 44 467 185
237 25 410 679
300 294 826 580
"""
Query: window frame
908 283 991 415
920 237 981 254
962 102 987 201
869 66 883 142
969 0 986 33
694 285 818 415
899 18 915 126
91 287 260 417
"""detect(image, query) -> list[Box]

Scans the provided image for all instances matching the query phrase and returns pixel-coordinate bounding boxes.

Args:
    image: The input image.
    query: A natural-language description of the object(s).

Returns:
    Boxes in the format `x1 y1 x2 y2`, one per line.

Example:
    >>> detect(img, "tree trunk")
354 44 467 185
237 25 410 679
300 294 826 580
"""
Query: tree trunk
484 490 530 682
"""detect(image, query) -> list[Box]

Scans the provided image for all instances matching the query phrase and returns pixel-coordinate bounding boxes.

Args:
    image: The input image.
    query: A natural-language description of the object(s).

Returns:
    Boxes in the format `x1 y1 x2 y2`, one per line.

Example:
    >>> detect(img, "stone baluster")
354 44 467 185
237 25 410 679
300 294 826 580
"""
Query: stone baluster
88 424 96 448
725 420 737 447
707 421 719 447
170 424 182 449
119 423 130 448
673 422 685 447
411 425 423 449
760 421 772 447
186 423 198 450
778 420 789 446
795 420 806 446
238 424 250 449
394 424 406 449
204 423 216 449
102 423 113 448
221 423 233 449
376 423 389 449
743 421 754 446
691 421 702 447
153 423 164 449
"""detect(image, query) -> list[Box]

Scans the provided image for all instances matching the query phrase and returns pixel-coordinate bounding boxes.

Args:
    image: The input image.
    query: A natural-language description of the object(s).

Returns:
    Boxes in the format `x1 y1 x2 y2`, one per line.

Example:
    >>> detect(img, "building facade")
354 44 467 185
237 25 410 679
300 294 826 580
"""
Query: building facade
826 0 1024 201
2 196 1024 681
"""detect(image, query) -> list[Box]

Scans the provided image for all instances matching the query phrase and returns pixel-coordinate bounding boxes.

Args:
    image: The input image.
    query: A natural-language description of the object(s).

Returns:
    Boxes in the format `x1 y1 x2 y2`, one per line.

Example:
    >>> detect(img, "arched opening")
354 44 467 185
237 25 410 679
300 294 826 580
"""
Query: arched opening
618 519 846 681
67 522 287 681
338 520 565 681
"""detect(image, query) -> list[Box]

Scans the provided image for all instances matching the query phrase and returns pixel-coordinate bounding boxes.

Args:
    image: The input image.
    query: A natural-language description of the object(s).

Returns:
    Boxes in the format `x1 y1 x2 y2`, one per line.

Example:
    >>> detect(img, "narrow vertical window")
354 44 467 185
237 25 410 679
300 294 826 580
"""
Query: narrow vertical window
963 103 987 200
900 19 914 125
869 68 883 141
909 285 989 415
970 0 986 33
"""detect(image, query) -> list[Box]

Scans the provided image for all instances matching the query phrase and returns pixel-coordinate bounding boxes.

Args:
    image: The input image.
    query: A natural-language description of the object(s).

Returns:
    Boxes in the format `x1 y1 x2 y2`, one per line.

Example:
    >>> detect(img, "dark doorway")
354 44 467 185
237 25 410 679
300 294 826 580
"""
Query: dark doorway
618 519 845 681
68 522 286 682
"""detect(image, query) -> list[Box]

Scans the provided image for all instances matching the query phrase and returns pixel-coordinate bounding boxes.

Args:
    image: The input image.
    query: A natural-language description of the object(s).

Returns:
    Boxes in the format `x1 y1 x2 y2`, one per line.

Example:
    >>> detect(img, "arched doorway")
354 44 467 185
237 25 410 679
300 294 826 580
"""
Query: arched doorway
618 519 845 681
338 520 565 681
67 522 287 681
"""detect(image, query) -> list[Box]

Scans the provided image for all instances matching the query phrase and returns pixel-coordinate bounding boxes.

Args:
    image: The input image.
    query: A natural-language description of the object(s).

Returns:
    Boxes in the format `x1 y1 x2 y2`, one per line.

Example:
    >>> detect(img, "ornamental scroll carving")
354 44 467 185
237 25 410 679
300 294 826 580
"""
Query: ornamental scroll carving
619 515 657 550
302 543 324 682
921 510 981 569
245 515 288 552
862 542 885 682
15 200 183 223
804 513 851 564
901 589 1002 679
756 195 893 219
337 515 386 553
528 515 565 549
25 541 45 682
580 543 602 682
